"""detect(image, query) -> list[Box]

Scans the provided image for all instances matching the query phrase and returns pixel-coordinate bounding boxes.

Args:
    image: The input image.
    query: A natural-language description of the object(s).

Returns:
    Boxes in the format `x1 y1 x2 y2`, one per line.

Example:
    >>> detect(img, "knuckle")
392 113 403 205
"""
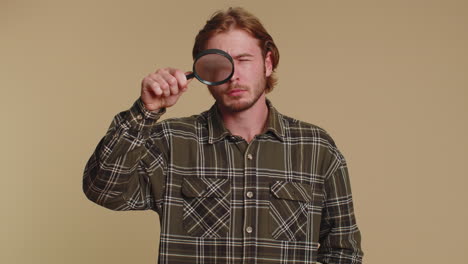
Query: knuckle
160 82 169 90
150 81 159 90
168 77 177 86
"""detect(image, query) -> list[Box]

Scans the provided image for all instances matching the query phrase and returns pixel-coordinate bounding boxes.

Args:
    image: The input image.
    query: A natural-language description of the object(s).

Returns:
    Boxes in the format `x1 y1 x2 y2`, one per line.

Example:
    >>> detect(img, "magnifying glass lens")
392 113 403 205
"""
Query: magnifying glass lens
186 49 234 86
194 53 233 84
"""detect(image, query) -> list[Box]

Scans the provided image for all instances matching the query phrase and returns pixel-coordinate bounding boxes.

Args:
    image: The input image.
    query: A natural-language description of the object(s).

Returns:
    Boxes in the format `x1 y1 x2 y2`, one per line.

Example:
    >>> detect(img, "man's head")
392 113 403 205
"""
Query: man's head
193 7 280 94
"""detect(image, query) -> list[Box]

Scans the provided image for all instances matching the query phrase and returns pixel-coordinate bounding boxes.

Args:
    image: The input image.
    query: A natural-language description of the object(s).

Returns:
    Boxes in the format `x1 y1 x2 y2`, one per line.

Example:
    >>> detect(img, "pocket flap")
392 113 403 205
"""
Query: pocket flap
182 178 230 198
270 181 313 202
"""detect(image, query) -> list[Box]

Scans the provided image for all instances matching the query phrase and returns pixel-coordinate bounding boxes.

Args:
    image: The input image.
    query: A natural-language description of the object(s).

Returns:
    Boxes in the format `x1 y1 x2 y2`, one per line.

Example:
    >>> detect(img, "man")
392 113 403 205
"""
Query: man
83 7 363 264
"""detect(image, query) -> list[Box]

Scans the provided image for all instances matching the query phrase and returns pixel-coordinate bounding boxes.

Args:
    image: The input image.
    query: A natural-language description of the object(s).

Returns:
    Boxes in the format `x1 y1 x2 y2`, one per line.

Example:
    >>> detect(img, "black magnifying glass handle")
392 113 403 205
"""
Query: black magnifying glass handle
186 72 195 80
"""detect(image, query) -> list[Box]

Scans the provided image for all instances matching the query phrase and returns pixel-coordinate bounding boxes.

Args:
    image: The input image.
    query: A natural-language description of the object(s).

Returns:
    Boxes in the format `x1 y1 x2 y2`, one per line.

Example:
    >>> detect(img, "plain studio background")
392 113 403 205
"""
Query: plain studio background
1 0 467 263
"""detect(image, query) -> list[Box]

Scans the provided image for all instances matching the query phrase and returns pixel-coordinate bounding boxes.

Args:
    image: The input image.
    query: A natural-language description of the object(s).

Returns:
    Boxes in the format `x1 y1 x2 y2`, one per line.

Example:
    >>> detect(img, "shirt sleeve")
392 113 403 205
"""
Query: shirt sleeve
317 154 364 264
82 99 167 213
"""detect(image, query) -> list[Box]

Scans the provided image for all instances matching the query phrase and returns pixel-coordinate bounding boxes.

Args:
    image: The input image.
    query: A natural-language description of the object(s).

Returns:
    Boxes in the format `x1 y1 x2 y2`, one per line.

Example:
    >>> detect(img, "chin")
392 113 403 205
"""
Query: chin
221 97 256 112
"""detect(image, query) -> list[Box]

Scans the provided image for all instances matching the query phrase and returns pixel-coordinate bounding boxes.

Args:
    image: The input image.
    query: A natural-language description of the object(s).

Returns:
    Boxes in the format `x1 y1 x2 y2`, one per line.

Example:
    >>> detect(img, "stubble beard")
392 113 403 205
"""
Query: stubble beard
209 78 266 113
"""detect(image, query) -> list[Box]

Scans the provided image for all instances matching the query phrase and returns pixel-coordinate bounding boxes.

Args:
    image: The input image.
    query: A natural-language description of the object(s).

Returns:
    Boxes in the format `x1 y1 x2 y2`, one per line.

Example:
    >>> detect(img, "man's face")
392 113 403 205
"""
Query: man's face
205 29 272 113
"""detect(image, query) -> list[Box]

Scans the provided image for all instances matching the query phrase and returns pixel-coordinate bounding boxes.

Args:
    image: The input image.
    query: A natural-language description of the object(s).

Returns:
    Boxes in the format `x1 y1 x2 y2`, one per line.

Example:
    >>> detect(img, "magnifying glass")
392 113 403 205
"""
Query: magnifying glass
186 49 234 86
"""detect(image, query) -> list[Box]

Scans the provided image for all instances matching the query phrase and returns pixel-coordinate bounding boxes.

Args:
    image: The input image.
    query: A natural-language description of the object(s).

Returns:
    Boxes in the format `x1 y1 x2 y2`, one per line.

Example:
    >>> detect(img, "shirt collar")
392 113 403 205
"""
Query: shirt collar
206 98 285 144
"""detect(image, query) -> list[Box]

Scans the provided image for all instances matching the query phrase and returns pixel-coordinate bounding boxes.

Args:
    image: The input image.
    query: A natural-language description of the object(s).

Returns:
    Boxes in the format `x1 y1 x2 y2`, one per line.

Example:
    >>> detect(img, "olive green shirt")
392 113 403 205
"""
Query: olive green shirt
83 98 363 264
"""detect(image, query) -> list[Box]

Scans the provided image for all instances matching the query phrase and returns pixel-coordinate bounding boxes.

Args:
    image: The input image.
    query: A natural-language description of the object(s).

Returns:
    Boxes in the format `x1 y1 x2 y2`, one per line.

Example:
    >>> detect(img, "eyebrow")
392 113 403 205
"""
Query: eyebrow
233 53 254 59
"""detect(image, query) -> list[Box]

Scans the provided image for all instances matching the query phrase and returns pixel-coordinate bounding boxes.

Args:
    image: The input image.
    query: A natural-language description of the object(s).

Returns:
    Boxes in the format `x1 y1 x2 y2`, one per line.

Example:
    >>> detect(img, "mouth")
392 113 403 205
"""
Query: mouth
227 88 247 97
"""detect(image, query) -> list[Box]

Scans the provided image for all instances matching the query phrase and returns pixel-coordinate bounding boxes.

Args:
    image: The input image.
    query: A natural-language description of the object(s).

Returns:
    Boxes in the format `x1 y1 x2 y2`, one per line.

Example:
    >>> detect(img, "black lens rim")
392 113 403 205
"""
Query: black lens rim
192 49 234 86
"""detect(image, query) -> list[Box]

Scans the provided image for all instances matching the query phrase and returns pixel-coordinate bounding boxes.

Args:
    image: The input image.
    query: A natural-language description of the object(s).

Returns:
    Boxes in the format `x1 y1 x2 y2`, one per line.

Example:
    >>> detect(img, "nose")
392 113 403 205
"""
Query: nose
229 64 239 84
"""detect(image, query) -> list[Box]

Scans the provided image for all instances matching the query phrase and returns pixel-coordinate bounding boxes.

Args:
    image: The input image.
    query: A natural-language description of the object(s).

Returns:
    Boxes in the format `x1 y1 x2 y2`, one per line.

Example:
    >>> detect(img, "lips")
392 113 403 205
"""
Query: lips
227 88 246 96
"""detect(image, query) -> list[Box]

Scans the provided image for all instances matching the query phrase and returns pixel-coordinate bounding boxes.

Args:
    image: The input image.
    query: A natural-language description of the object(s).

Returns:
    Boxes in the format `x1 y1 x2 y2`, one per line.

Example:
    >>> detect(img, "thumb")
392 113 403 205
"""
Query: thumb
180 71 194 92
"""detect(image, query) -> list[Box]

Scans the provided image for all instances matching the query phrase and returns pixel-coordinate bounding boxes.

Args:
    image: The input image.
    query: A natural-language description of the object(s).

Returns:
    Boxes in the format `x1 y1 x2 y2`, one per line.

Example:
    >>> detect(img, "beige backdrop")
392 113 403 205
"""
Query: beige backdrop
1 0 467 263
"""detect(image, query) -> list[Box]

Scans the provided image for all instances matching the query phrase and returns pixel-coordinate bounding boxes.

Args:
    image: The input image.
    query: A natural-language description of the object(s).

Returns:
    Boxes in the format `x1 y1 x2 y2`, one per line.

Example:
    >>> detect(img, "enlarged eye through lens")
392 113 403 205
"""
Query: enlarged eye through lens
186 49 234 86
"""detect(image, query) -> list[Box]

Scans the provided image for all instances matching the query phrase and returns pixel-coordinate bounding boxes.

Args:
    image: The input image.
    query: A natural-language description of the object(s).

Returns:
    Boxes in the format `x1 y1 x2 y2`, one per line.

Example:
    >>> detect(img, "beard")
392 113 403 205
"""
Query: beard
209 78 266 113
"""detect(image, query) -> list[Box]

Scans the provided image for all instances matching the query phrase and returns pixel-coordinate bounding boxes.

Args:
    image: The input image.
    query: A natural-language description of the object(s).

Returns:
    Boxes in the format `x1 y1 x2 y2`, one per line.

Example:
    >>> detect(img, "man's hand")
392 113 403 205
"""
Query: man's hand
141 68 193 111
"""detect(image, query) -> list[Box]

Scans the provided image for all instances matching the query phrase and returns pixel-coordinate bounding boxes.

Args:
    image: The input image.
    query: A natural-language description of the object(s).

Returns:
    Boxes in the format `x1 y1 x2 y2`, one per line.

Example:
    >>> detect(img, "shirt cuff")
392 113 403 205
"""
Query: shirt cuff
126 98 166 136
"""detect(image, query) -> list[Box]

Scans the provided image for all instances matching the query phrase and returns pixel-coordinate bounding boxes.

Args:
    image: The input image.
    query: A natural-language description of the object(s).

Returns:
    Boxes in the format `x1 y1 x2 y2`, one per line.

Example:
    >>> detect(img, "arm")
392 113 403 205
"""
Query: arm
83 67 191 212
82 99 167 212
318 158 364 264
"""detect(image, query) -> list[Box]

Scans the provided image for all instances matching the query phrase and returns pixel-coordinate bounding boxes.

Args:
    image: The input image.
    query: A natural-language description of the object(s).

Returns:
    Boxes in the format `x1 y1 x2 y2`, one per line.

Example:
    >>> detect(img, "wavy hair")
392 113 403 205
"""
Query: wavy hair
193 7 280 93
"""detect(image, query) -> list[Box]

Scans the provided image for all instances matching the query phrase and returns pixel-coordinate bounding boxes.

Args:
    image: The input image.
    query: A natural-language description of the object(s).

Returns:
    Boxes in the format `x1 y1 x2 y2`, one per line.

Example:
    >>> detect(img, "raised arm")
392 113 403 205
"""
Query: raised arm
83 67 191 212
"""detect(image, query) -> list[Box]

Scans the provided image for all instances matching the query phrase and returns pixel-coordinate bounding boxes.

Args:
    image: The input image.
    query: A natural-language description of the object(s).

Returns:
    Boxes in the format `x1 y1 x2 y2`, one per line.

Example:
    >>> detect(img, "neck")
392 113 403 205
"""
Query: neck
218 94 269 143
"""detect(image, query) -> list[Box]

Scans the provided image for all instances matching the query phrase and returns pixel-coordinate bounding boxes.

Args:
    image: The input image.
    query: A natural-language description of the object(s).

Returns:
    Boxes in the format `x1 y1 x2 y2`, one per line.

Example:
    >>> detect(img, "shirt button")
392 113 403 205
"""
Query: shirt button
246 191 254 198
246 226 253 233
136 114 143 120
247 154 253 160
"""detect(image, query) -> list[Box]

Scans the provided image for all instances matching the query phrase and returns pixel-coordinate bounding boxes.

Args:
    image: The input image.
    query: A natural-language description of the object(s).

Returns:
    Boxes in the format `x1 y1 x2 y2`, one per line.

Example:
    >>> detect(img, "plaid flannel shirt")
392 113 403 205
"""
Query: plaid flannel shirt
83 98 363 264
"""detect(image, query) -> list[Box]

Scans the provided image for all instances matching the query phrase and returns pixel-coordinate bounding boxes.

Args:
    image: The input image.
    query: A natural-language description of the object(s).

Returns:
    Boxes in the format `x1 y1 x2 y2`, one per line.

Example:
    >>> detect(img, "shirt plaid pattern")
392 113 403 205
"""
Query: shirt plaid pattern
83 98 363 264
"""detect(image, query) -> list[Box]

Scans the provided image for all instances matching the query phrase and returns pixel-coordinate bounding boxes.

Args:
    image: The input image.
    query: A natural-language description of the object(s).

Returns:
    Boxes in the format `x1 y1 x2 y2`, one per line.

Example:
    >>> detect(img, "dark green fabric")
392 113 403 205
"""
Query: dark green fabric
83 98 363 264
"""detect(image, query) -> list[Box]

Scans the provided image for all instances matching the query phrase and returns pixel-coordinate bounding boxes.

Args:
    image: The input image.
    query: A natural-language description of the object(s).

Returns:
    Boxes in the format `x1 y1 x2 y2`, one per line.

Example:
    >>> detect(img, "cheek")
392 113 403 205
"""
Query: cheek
236 62 264 78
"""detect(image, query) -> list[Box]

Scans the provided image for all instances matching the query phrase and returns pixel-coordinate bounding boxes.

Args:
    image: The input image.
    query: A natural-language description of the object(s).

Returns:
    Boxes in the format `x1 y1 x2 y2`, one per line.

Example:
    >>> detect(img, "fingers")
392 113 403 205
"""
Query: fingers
160 69 181 96
142 75 162 97
152 74 171 97
171 69 189 93
149 68 188 96
140 67 191 110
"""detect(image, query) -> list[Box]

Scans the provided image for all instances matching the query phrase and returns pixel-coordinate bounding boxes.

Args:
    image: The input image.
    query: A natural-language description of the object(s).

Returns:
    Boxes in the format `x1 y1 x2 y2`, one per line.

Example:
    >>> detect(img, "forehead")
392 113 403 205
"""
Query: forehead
205 29 262 57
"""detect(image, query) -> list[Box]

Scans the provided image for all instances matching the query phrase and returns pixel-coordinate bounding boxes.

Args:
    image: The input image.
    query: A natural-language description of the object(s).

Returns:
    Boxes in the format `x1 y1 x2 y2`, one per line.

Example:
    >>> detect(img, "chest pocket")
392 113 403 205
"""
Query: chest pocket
270 181 321 241
181 177 231 238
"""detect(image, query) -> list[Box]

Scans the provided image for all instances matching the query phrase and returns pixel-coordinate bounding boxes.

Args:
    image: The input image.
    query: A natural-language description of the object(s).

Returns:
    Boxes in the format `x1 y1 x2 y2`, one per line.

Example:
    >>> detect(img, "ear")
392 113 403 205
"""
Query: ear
264 51 273 77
